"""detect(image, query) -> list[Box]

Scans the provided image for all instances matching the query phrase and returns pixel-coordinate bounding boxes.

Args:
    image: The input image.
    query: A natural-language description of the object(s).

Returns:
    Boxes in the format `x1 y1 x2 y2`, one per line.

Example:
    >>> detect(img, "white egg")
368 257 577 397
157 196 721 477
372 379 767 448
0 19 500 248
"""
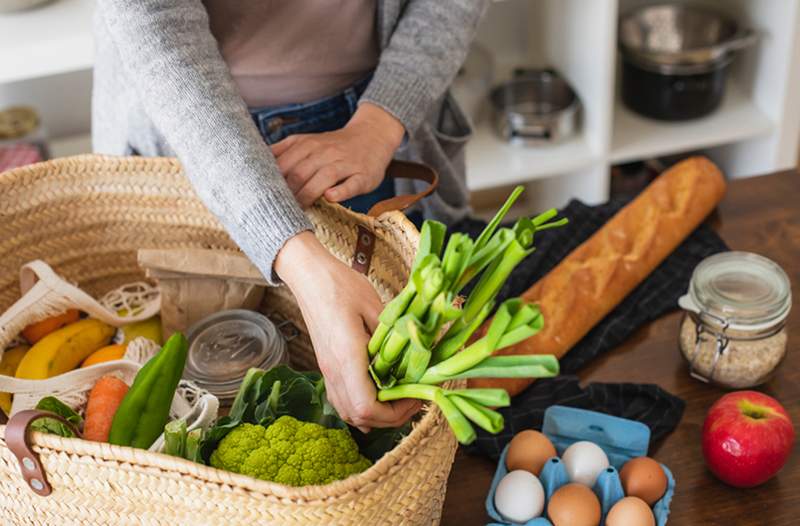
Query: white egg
562 441 610 487
494 470 545 523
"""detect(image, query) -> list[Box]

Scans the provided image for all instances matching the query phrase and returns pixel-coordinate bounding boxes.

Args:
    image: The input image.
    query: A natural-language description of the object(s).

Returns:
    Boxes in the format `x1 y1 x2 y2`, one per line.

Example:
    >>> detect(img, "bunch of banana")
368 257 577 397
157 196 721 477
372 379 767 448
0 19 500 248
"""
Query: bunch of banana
15 318 115 380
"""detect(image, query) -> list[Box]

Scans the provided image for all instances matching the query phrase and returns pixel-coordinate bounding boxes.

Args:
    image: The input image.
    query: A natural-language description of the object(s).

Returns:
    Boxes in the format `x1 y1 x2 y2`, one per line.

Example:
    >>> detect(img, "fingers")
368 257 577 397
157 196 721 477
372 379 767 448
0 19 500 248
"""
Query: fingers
274 136 315 175
270 134 299 157
324 175 370 203
295 166 348 208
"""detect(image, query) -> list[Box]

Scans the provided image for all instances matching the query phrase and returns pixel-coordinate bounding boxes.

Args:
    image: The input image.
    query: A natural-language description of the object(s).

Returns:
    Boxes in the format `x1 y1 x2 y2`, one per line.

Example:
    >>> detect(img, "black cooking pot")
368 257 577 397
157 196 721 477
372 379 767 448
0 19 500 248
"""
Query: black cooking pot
619 4 757 121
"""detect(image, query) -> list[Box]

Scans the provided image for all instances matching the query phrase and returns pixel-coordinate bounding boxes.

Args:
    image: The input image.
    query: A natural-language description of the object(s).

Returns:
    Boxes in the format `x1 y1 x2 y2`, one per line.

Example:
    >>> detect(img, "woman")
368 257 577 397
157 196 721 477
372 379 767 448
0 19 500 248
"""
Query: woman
93 0 487 431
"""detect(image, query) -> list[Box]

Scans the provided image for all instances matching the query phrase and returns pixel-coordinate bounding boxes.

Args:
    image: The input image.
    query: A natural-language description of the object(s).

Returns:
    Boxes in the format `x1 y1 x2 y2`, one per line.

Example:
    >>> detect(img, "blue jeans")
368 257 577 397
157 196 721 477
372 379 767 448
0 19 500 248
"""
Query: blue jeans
250 76 395 214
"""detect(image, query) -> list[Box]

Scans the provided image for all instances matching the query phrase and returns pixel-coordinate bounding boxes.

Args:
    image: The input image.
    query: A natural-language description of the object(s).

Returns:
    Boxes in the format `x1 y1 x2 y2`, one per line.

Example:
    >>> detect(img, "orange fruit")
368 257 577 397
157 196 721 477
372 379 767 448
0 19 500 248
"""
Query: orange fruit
22 309 81 344
80 344 127 368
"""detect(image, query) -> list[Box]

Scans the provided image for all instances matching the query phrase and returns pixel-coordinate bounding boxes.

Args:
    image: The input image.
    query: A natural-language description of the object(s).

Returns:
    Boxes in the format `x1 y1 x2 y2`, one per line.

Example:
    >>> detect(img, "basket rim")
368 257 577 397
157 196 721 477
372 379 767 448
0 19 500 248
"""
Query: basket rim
0 154 457 502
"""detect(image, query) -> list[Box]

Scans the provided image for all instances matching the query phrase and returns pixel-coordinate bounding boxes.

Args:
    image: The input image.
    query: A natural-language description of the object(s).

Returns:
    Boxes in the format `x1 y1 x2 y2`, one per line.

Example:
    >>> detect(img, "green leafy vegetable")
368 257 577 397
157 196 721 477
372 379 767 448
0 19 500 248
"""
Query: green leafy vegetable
31 396 83 438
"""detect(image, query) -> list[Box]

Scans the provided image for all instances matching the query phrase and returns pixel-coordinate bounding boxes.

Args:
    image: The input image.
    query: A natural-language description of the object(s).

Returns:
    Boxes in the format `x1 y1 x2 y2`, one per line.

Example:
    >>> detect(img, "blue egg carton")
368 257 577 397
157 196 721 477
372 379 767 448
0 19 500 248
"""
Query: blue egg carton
485 406 675 526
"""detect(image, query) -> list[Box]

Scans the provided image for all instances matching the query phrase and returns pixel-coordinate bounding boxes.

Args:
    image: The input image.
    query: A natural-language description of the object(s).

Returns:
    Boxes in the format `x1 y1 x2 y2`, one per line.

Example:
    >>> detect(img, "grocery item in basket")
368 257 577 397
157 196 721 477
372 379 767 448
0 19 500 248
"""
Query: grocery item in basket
108 333 189 449
81 344 127 368
470 156 727 395
119 315 163 345
83 376 129 442
210 417 372 486
0 345 28 414
22 309 80 344
15 319 115 379
30 396 83 438
138 248 267 339
183 309 288 403
370 187 565 444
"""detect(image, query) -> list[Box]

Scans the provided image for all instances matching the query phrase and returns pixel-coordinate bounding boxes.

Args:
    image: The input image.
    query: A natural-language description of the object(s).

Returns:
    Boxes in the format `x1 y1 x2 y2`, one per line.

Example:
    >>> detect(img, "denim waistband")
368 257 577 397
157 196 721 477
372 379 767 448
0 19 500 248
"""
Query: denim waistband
250 75 372 144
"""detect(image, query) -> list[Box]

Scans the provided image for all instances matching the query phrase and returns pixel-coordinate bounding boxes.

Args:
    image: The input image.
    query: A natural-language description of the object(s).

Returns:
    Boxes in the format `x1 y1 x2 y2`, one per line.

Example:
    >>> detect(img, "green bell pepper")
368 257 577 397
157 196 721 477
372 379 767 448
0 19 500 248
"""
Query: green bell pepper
108 332 188 449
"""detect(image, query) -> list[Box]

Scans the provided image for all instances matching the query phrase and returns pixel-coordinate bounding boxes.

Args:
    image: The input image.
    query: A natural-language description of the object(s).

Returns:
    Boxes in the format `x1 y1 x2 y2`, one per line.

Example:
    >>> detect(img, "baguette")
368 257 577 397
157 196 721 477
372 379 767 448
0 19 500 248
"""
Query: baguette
469 156 727 395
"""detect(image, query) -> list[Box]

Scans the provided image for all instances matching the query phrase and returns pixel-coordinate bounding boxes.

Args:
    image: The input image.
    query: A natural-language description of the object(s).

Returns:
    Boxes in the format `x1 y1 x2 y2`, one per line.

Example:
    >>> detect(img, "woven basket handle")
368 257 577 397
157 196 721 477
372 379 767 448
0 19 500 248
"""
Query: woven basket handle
5 409 81 497
352 161 438 275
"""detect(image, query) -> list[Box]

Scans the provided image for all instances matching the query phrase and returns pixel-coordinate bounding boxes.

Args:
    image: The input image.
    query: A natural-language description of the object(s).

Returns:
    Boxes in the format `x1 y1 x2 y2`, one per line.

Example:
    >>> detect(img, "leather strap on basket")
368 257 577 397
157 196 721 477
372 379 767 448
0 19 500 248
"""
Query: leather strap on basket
351 160 438 275
5 409 81 497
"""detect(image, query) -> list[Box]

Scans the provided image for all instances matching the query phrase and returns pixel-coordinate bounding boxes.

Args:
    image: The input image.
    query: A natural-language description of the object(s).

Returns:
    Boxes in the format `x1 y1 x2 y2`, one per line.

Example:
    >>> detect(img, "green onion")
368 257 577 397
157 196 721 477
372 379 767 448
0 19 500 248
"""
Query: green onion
434 389 476 444
431 300 493 364
413 220 447 269
449 396 504 435
431 355 560 383
446 388 510 408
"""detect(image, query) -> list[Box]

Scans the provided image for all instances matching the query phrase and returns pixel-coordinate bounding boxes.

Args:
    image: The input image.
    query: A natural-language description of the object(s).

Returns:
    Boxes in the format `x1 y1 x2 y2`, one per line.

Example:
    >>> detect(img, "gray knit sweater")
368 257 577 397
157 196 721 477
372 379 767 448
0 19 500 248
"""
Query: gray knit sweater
93 0 488 283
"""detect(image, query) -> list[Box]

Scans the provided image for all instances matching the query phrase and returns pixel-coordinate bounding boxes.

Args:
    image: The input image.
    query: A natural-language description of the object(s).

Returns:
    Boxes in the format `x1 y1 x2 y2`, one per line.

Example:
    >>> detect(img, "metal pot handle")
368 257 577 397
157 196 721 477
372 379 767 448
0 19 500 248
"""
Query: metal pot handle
720 29 759 54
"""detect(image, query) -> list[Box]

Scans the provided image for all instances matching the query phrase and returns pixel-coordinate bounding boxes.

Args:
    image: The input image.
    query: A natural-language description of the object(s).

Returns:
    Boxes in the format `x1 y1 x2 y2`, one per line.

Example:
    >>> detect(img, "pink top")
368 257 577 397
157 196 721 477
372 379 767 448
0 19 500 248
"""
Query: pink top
205 0 379 108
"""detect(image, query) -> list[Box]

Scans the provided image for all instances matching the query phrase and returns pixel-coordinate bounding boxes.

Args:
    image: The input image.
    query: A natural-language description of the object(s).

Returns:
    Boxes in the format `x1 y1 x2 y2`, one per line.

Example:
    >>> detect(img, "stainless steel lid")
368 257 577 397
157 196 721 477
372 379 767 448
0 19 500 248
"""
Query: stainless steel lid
619 4 757 72
184 309 288 401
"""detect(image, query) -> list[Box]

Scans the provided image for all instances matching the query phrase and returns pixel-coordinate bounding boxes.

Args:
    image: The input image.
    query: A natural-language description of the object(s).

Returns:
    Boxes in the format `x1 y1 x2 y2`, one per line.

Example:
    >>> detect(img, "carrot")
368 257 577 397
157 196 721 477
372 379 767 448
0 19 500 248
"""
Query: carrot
83 375 129 442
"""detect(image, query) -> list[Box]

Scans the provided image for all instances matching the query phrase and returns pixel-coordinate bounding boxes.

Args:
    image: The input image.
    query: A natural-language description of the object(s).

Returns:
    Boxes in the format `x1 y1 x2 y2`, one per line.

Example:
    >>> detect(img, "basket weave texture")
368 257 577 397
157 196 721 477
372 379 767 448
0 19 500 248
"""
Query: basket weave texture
0 155 458 525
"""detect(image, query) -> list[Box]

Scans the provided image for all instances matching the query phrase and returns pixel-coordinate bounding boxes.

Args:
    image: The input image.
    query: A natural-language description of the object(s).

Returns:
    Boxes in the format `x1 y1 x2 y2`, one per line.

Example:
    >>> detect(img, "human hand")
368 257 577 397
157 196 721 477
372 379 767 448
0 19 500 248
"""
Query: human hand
271 102 405 208
274 231 420 431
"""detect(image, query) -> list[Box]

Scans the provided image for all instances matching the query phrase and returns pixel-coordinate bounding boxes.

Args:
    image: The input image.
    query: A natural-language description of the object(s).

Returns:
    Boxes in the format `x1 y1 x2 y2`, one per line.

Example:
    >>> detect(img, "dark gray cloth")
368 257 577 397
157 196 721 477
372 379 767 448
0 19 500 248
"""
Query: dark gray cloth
450 198 728 457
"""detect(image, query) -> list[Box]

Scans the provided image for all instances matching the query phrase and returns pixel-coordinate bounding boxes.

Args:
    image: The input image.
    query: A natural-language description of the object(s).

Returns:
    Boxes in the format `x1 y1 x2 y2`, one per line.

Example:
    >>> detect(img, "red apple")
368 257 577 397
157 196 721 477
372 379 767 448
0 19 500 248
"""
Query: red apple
702 391 795 488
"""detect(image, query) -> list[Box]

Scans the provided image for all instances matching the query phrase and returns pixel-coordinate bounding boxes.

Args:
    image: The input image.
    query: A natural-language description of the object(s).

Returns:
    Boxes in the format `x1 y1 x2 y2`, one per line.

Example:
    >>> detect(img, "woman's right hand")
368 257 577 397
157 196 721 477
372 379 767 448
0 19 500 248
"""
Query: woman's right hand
275 231 420 431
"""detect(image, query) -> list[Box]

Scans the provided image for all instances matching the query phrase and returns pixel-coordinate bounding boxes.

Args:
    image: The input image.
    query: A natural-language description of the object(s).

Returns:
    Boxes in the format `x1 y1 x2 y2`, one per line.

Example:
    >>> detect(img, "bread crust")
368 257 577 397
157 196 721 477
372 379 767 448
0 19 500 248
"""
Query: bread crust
469 157 727 395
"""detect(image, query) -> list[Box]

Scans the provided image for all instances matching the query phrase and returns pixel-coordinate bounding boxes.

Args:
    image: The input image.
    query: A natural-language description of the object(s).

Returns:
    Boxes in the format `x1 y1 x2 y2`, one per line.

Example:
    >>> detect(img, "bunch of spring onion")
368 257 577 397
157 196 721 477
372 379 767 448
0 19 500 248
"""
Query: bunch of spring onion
367 186 567 444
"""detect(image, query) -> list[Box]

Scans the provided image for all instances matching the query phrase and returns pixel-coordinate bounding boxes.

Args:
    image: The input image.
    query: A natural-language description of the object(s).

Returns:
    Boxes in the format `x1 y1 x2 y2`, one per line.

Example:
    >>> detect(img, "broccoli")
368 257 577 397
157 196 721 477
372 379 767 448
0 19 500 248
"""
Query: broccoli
209 416 372 486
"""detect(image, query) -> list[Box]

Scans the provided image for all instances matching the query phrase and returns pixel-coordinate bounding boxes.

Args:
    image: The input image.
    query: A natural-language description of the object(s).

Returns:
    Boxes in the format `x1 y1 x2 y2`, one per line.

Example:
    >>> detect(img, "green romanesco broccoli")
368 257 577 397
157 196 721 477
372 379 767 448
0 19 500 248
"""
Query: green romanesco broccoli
209 415 372 486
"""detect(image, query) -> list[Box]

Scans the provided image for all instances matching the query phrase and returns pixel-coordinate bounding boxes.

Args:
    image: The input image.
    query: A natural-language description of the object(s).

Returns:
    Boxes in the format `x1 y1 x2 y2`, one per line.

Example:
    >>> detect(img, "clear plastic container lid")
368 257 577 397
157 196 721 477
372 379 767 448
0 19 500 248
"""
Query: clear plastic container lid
679 251 791 331
183 310 287 401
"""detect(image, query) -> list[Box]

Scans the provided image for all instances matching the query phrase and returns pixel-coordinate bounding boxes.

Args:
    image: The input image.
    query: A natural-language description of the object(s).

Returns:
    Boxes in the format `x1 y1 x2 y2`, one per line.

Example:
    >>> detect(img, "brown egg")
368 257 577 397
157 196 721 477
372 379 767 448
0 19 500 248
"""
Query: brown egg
606 496 655 526
505 430 557 476
547 483 601 526
620 456 668 506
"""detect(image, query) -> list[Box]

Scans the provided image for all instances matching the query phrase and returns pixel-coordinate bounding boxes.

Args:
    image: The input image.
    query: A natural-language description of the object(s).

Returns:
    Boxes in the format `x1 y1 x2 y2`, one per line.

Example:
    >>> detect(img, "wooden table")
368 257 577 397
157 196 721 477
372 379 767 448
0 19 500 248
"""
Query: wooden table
441 169 800 526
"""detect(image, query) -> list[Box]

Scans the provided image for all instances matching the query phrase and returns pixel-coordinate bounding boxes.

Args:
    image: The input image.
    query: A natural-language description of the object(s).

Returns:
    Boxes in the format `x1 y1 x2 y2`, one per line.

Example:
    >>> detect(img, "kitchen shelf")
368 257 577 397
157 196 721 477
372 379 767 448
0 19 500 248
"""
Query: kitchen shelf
465 123 597 191
0 0 94 85
610 83 774 164
49 132 91 158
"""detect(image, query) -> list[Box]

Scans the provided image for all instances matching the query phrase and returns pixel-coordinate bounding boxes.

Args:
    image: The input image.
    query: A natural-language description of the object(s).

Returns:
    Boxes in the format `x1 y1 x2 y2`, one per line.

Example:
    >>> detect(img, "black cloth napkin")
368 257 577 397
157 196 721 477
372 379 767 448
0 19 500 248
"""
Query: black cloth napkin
448 198 728 458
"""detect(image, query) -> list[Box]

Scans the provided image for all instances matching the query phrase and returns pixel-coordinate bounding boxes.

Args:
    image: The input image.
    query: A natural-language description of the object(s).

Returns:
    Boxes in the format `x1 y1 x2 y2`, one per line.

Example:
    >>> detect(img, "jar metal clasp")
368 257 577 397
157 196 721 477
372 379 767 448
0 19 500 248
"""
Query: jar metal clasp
687 310 730 384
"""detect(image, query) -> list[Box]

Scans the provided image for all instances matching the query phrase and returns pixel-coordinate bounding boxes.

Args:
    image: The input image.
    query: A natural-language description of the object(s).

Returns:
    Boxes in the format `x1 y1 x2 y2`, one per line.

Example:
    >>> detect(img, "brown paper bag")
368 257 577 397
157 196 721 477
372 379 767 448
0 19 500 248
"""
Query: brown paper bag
137 249 268 338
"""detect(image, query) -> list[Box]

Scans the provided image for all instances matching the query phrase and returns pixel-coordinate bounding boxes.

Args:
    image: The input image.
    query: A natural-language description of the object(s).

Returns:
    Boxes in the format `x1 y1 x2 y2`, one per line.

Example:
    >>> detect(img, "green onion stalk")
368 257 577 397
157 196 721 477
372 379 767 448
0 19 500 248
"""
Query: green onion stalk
367 186 568 444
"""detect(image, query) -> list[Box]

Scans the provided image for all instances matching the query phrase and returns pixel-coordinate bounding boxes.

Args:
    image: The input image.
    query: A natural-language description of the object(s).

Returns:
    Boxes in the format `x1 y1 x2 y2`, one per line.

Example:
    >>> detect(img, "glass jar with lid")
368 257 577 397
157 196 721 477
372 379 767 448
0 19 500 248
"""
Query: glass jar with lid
678 251 791 389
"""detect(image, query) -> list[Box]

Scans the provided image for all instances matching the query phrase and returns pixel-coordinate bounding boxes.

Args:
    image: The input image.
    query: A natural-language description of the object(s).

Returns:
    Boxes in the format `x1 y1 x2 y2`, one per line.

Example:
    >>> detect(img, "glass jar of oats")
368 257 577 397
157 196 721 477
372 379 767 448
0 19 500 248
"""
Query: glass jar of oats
678 252 791 389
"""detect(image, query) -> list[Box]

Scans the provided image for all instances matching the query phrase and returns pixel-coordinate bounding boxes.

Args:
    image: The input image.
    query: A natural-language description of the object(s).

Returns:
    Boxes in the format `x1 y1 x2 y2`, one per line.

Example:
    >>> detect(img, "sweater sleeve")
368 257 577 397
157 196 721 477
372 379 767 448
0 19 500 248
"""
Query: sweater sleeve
96 0 311 284
360 0 490 134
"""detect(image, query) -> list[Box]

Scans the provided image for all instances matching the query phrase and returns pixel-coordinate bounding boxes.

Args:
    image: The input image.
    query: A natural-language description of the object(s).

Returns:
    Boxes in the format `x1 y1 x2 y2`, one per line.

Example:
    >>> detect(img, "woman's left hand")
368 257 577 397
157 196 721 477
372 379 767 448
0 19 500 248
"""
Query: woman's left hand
271 102 405 208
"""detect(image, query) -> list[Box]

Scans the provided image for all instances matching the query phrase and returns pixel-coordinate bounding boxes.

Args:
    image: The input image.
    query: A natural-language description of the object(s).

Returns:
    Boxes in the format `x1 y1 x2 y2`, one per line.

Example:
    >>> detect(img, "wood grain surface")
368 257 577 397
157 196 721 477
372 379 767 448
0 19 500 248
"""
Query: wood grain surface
442 169 800 526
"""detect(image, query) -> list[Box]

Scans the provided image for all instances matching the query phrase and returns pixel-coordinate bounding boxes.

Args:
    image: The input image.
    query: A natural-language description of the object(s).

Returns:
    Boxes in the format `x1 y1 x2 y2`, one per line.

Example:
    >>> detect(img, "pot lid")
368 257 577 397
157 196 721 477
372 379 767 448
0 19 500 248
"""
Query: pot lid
183 309 287 399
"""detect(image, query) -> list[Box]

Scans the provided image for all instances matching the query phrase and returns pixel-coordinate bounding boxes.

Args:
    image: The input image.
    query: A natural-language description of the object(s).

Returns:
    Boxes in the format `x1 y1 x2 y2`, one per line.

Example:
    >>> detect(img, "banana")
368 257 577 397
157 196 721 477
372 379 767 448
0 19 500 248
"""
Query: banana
0 345 30 415
16 319 116 379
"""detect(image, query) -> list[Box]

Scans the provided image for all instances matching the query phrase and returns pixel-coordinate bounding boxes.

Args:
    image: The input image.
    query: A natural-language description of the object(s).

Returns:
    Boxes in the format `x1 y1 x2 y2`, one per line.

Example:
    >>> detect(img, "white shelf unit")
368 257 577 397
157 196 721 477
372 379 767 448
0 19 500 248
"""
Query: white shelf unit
0 0 94 85
461 0 800 208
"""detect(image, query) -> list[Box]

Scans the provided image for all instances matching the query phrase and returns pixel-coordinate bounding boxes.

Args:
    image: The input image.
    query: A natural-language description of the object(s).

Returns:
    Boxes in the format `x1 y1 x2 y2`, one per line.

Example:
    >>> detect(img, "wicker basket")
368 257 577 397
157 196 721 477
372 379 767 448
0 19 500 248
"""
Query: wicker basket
0 155 458 525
